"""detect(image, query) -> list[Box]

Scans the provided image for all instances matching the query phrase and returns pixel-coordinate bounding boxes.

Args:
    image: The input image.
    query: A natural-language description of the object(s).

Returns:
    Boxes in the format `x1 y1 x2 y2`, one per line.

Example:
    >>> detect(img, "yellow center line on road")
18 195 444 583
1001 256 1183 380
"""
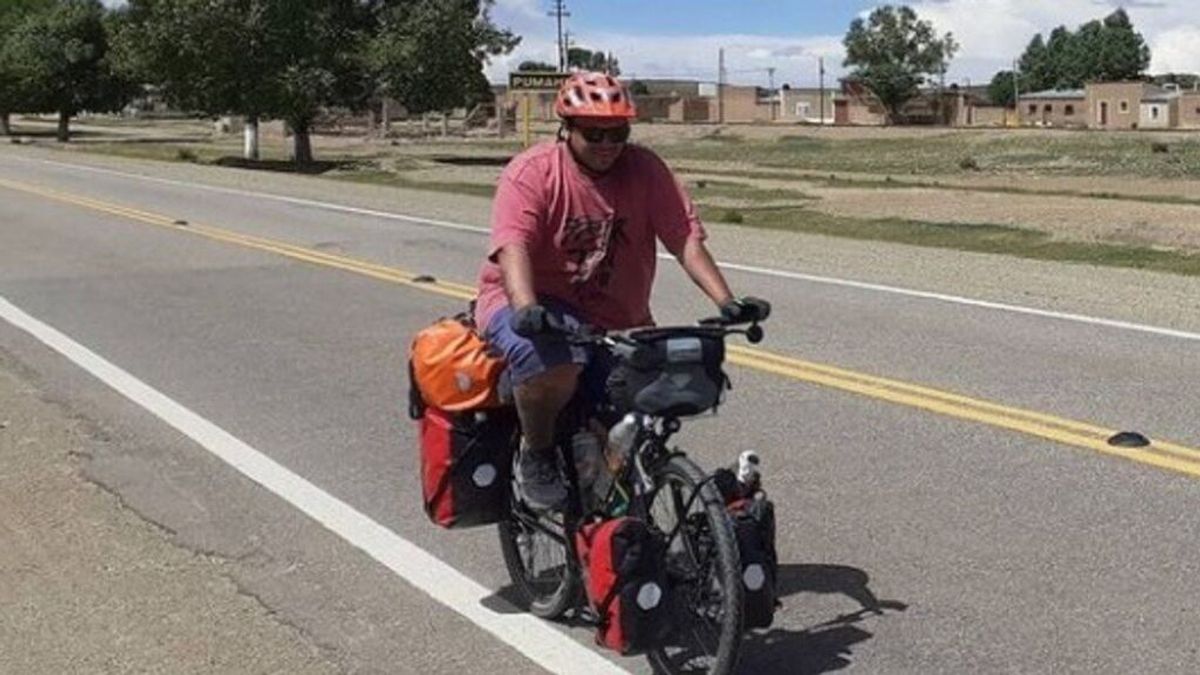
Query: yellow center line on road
5 176 1200 479
726 348 1200 478
0 177 476 301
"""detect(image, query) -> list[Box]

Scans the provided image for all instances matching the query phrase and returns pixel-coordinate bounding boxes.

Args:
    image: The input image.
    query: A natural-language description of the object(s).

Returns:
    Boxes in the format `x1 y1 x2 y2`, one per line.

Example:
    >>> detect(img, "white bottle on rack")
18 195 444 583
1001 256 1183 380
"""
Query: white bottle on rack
572 430 604 491
737 450 762 495
606 414 640 472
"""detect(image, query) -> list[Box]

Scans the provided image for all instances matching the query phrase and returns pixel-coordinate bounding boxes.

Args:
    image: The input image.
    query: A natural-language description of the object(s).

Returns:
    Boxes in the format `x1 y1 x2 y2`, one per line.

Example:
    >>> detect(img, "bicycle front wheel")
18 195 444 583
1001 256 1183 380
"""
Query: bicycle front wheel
497 501 581 619
646 455 743 675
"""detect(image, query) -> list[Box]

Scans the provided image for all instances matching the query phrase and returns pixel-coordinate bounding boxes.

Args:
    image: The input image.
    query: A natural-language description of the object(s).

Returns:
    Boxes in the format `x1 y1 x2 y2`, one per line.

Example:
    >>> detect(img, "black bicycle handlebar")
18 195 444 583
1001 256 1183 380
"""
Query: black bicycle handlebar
543 311 769 346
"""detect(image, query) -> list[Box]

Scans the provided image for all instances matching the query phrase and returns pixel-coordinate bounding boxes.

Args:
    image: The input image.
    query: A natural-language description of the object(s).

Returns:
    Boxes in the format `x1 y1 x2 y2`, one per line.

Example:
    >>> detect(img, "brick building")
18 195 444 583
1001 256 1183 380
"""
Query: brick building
1085 82 1144 129
1018 89 1086 128
777 87 835 124
1179 92 1200 129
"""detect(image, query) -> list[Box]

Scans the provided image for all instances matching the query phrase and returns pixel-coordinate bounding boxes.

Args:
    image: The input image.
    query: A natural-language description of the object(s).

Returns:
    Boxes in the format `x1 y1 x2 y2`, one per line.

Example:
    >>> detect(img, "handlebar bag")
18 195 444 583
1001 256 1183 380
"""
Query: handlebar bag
606 328 728 418
420 406 517 528
575 517 671 654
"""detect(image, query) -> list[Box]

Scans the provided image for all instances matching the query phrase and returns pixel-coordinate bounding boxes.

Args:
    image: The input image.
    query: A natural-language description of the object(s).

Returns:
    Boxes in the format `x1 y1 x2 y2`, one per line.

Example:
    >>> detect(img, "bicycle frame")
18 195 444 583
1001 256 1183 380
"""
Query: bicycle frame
506 313 767 610
508 412 676 566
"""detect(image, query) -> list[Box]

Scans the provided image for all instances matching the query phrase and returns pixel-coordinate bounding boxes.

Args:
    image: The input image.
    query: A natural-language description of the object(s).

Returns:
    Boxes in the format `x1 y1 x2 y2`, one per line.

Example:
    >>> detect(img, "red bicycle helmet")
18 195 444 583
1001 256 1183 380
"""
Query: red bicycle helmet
555 71 637 119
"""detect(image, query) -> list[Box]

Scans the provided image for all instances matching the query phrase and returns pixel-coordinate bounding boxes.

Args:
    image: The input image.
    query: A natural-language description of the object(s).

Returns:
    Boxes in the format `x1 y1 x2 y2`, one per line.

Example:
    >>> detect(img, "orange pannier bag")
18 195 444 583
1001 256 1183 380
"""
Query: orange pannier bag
409 316 505 414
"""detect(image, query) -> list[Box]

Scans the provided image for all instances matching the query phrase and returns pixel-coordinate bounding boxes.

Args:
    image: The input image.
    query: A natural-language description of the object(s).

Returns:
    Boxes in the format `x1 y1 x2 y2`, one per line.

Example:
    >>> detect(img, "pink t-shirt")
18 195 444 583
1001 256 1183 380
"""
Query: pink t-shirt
475 141 705 331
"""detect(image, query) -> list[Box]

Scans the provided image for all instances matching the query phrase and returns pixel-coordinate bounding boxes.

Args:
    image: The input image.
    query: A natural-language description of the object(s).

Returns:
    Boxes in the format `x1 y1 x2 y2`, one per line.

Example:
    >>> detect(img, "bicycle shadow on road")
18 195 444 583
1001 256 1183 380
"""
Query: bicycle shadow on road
734 563 908 675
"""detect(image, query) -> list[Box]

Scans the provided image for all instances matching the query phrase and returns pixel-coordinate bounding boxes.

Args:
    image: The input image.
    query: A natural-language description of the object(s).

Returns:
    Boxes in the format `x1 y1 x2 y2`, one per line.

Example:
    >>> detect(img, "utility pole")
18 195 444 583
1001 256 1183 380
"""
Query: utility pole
819 56 825 127
938 60 947 125
717 48 726 124
767 67 776 121
1012 58 1021 126
563 29 574 69
548 1 570 72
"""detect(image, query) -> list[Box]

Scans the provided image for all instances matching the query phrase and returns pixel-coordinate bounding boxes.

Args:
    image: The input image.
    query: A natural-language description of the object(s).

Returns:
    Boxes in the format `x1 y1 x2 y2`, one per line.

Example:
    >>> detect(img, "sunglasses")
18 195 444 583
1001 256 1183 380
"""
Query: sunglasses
575 125 631 144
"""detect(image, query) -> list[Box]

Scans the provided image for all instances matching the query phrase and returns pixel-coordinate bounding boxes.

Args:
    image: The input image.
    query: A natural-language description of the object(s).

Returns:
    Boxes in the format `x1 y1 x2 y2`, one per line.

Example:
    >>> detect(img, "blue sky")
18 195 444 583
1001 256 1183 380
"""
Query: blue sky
557 1 878 38
490 0 1200 87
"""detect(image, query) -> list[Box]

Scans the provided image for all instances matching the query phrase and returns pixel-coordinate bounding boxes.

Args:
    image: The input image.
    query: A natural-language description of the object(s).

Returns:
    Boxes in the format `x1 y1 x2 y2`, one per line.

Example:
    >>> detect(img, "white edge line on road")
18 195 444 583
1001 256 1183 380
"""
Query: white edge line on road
712 260 1200 343
17 154 1200 344
23 155 491 234
0 295 626 675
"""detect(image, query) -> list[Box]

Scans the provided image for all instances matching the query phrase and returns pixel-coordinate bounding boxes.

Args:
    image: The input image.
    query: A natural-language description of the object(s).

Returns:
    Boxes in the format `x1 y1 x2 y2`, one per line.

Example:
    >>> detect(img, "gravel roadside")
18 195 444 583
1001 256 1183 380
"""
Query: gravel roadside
0 353 339 675
6 142 1200 336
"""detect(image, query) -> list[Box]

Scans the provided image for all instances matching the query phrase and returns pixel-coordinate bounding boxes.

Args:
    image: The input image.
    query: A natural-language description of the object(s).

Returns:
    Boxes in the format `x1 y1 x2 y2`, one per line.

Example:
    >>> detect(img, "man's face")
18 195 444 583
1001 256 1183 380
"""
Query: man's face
567 117 631 173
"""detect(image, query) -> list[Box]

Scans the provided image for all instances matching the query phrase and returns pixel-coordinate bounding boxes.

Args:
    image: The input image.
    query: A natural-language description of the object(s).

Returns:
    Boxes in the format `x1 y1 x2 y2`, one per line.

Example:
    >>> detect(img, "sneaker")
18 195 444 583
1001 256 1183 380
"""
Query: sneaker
516 447 567 511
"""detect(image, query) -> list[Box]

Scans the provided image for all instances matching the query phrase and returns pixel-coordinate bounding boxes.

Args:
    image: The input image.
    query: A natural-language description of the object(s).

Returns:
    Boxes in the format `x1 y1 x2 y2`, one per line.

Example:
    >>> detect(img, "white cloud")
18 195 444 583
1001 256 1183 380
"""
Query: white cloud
904 0 1200 81
494 0 543 22
1152 25 1200 74
486 31 848 88
487 1 1200 89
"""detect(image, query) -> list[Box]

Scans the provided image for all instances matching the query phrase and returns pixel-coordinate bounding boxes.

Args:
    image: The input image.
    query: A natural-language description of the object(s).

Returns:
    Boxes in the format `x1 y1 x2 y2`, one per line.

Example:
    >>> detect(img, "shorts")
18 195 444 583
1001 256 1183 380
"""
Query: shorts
484 299 612 403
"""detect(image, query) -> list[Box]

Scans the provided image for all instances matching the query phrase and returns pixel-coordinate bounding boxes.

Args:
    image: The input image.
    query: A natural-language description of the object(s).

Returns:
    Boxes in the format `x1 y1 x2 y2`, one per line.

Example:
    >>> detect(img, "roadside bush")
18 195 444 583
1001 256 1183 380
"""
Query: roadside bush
1151 142 1170 154
176 148 199 162
722 209 745 224
959 156 980 171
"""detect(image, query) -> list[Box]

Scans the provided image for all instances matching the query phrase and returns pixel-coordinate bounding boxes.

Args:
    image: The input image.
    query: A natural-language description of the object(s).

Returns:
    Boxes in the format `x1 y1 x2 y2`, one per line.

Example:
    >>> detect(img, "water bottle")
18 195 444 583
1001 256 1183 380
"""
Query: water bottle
572 430 604 491
606 414 639 473
737 450 762 496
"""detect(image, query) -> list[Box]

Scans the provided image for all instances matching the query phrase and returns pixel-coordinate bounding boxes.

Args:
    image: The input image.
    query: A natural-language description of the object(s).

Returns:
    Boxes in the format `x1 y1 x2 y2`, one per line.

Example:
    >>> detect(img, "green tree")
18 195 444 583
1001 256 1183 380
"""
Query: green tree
116 0 374 164
1044 26 1075 89
1018 34 1051 92
110 0 277 159
2 0 133 142
1156 73 1200 90
566 47 619 75
1008 10 1150 92
518 60 558 72
842 5 958 124
1096 8 1150 81
987 70 1029 108
1065 19 1106 87
0 0 55 135
367 0 517 116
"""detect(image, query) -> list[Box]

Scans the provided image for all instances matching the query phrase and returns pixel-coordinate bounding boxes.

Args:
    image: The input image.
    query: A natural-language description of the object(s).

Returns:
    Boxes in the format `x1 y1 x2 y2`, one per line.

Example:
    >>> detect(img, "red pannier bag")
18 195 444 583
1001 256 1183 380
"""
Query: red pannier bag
419 407 517 529
575 517 670 654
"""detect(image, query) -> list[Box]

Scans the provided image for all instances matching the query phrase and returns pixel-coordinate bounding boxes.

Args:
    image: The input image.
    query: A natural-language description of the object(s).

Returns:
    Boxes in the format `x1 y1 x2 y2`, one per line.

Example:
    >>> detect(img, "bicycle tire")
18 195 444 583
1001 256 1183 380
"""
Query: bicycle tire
497 504 582 619
646 455 743 675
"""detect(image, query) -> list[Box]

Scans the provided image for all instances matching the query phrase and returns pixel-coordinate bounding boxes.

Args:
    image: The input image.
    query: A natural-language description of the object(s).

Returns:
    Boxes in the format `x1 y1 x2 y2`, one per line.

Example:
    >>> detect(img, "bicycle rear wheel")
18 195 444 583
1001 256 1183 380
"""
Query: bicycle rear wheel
497 500 581 619
646 455 743 675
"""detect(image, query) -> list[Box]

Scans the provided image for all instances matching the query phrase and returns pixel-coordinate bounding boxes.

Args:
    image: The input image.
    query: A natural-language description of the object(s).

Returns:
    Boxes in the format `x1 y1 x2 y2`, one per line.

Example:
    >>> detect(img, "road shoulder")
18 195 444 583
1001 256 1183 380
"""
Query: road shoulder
0 351 339 675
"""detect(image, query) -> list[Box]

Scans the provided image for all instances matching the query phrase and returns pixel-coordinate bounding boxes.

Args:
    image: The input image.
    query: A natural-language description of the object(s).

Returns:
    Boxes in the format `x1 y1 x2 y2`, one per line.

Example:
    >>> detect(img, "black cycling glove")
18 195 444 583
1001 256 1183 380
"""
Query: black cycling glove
719 296 772 324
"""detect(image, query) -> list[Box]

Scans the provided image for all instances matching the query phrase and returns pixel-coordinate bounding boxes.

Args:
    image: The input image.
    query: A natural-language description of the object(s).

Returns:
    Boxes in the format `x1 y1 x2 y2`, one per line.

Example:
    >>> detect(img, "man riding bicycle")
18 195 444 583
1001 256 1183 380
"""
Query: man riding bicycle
474 71 768 510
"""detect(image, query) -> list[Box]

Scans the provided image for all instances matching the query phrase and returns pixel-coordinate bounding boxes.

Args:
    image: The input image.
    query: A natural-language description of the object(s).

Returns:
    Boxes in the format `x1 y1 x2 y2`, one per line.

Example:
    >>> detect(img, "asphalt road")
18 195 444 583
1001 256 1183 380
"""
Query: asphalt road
2 145 1200 674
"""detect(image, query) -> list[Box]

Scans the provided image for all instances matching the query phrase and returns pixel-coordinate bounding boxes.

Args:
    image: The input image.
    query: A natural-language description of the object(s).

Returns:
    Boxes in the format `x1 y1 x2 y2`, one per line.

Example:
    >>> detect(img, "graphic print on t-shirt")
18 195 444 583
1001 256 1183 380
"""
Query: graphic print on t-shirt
560 213 628 289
